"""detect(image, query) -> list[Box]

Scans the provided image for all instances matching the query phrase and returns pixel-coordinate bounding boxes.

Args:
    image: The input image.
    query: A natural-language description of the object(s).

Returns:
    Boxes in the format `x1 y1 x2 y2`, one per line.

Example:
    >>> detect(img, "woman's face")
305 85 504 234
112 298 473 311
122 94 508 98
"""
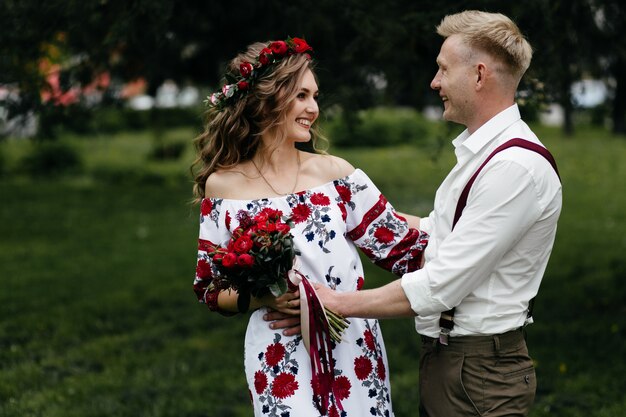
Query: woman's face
284 68 319 143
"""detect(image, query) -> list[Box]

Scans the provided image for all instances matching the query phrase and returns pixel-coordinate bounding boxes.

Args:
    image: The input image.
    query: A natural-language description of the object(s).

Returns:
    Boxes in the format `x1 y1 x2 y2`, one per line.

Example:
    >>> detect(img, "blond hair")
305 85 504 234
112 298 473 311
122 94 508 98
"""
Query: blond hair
191 41 327 201
436 10 532 81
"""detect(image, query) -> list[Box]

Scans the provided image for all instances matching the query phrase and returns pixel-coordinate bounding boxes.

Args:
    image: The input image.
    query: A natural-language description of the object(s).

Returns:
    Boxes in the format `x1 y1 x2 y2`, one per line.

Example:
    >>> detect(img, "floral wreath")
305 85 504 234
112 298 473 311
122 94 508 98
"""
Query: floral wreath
205 37 313 111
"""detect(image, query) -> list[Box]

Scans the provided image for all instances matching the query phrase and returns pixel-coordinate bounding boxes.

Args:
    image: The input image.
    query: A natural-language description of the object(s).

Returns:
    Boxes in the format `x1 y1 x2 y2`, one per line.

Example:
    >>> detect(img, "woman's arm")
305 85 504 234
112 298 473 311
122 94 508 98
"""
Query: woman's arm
397 211 421 229
217 289 301 315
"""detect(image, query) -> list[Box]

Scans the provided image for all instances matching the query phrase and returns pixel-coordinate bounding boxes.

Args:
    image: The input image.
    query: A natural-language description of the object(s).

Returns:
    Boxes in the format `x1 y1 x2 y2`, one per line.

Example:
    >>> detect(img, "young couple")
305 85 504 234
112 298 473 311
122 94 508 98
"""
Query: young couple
192 10 562 417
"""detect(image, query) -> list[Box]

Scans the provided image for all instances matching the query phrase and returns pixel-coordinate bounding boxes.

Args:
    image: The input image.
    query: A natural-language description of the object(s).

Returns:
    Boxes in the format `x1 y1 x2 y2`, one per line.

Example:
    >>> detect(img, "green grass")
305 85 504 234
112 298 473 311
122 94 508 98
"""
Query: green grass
1 123 625 416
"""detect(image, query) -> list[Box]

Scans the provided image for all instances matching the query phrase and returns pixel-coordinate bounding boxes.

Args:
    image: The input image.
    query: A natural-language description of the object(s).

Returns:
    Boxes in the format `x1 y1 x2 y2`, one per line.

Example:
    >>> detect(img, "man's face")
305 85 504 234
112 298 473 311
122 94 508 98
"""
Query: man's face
430 35 477 127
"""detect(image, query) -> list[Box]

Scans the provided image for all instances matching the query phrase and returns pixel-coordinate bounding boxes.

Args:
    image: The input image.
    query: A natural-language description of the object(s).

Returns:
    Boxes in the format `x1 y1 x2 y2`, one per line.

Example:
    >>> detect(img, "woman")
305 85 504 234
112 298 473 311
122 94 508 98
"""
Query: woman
192 37 428 416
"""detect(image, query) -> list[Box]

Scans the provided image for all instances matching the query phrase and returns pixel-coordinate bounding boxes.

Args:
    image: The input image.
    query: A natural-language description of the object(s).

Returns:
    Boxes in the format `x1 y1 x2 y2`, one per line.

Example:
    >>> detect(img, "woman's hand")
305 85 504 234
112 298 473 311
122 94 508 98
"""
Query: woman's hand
261 290 302 336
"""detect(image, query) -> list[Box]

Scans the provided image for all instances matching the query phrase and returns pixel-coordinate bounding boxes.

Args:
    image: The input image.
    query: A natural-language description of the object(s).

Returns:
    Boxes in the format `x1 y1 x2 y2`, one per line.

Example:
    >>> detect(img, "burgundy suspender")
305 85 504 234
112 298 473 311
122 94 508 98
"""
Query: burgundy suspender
438 138 561 345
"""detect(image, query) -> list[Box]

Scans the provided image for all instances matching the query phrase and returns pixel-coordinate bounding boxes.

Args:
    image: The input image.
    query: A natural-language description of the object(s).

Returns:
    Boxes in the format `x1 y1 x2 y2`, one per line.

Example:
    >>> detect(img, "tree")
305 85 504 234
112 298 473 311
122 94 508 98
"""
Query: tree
591 0 626 134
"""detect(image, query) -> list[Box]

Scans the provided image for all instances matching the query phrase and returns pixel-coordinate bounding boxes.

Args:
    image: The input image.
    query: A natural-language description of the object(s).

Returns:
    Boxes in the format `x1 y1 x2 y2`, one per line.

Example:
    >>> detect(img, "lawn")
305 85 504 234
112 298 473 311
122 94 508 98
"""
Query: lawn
1 123 625 416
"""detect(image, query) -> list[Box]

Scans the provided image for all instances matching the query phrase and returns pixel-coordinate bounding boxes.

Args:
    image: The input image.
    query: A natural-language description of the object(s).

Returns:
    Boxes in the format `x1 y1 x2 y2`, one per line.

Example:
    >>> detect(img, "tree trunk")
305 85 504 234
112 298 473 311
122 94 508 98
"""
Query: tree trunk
561 76 575 137
612 58 626 135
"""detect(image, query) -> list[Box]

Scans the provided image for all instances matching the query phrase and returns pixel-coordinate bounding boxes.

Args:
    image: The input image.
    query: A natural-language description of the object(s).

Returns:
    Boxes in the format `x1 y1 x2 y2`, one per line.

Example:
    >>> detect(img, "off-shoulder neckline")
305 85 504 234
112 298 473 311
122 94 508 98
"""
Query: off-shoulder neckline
202 169 363 203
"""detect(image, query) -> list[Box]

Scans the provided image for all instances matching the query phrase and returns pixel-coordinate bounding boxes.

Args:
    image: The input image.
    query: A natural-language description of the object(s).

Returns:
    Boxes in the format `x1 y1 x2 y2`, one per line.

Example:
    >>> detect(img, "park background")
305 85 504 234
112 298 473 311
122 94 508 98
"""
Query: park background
1 0 625 416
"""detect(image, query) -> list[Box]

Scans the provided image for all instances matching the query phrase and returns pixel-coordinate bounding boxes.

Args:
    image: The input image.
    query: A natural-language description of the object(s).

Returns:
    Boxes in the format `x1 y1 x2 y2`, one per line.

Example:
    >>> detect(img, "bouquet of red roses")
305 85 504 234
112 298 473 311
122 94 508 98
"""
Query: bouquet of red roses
208 208 349 343
209 208 298 298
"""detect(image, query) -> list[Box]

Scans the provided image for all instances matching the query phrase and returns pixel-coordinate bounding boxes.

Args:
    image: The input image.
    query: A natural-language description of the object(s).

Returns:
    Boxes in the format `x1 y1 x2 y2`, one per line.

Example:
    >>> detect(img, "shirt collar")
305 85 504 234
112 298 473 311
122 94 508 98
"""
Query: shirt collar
452 104 521 155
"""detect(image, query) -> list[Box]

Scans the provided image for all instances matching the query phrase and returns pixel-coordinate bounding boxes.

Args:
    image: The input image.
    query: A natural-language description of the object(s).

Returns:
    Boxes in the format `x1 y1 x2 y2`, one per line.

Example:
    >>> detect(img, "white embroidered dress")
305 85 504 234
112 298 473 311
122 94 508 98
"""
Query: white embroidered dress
194 169 428 417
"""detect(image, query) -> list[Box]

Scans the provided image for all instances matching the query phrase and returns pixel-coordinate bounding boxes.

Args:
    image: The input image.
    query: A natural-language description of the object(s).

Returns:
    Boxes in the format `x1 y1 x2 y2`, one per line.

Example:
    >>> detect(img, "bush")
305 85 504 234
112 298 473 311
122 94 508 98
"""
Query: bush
150 141 187 160
92 107 203 133
20 141 82 177
324 107 431 148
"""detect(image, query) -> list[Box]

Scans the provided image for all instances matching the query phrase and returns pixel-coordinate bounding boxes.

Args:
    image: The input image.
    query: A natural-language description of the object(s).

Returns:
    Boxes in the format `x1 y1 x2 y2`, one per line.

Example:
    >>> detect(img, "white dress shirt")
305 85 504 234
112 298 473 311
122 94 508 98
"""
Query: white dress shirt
401 104 562 337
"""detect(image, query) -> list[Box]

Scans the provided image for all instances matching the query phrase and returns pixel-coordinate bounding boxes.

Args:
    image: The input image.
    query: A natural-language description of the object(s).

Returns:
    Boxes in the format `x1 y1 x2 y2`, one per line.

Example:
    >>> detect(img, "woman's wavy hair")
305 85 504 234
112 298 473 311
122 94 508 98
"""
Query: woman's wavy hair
191 41 327 202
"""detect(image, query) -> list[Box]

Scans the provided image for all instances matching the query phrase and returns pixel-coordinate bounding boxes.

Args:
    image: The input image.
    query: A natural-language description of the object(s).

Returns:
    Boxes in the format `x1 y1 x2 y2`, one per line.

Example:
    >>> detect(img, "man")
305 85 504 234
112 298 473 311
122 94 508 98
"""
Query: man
311 10 562 416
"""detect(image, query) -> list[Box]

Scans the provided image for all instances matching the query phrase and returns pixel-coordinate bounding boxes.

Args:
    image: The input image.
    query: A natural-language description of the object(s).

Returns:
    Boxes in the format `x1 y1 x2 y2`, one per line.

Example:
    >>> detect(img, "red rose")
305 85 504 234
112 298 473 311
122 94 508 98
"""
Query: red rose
376 357 386 380
239 61 253 78
291 37 312 53
234 235 253 253
212 252 224 264
237 80 249 91
333 375 351 401
364 329 376 351
225 210 232 229
374 227 395 244
200 198 213 216
196 258 212 279
354 355 373 380
291 204 311 224
254 370 268 394
256 221 276 232
310 192 330 206
255 211 269 224
270 40 288 56
336 185 351 202
259 48 272 66
265 342 286 367
271 372 299 399
237 253 254 267
275 222 291 235
222 252 237 268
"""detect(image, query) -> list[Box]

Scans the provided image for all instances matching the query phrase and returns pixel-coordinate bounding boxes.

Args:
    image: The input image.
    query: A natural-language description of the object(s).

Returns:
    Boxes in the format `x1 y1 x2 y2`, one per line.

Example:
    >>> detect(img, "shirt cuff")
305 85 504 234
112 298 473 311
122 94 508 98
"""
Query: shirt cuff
419 216 432 235
400 269 440 316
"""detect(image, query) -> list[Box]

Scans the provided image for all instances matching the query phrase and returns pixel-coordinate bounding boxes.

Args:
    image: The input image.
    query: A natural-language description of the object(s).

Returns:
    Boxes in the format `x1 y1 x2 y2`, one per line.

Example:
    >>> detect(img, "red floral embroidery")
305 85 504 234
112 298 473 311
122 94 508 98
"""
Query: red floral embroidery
338 202 347 221
291 203 311 223
201 199 213 216
271 372 299 399
336 185 352 202
364 329 376 351
333 375 352 401
356 276 364 290
310 192 330 206
374 226 395 244
354 355 373 380
265 342 286 367
377 357 386 380
225 210 232 229
360 247 374 258
328 406 340 417
254 370 268 394
196 258 212 278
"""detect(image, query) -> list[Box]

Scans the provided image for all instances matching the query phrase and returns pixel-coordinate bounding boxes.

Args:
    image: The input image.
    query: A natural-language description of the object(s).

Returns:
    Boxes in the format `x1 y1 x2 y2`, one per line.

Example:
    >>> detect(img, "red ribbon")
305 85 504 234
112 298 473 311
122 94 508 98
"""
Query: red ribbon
291 270 342 415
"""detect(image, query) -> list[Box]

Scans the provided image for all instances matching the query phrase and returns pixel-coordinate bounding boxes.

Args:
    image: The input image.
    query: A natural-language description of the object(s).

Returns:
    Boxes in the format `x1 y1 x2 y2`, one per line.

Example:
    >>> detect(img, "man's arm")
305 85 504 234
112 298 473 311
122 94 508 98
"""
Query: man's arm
313 280 416 319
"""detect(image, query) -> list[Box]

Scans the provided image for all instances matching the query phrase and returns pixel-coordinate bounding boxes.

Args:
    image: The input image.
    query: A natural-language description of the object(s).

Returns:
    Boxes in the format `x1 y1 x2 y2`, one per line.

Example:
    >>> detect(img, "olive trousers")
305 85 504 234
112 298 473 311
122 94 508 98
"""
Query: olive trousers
419 329 536 417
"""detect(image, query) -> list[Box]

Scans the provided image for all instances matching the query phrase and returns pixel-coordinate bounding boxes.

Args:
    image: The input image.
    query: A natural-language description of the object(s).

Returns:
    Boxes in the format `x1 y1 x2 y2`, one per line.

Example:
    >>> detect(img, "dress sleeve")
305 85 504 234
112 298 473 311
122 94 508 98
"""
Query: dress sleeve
334 170 429 276
193 198 236 316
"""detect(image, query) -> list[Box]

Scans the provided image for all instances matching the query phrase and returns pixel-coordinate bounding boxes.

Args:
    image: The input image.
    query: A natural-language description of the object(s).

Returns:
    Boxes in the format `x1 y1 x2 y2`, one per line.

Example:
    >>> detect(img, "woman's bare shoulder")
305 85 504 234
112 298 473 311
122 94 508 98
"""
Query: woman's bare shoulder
204 166 249 199
303 153 355 182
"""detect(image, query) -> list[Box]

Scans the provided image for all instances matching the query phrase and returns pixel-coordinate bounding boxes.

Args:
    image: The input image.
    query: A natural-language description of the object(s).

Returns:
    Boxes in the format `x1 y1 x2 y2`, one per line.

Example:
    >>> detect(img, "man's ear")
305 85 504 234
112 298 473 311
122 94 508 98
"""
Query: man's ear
475 62 487 90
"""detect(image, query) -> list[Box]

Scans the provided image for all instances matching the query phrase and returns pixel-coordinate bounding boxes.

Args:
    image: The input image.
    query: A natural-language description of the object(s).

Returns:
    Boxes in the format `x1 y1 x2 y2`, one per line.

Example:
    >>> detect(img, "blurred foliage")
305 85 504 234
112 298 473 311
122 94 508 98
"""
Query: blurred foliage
1 0 625 137
324 107 432 148
19 141 83 177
